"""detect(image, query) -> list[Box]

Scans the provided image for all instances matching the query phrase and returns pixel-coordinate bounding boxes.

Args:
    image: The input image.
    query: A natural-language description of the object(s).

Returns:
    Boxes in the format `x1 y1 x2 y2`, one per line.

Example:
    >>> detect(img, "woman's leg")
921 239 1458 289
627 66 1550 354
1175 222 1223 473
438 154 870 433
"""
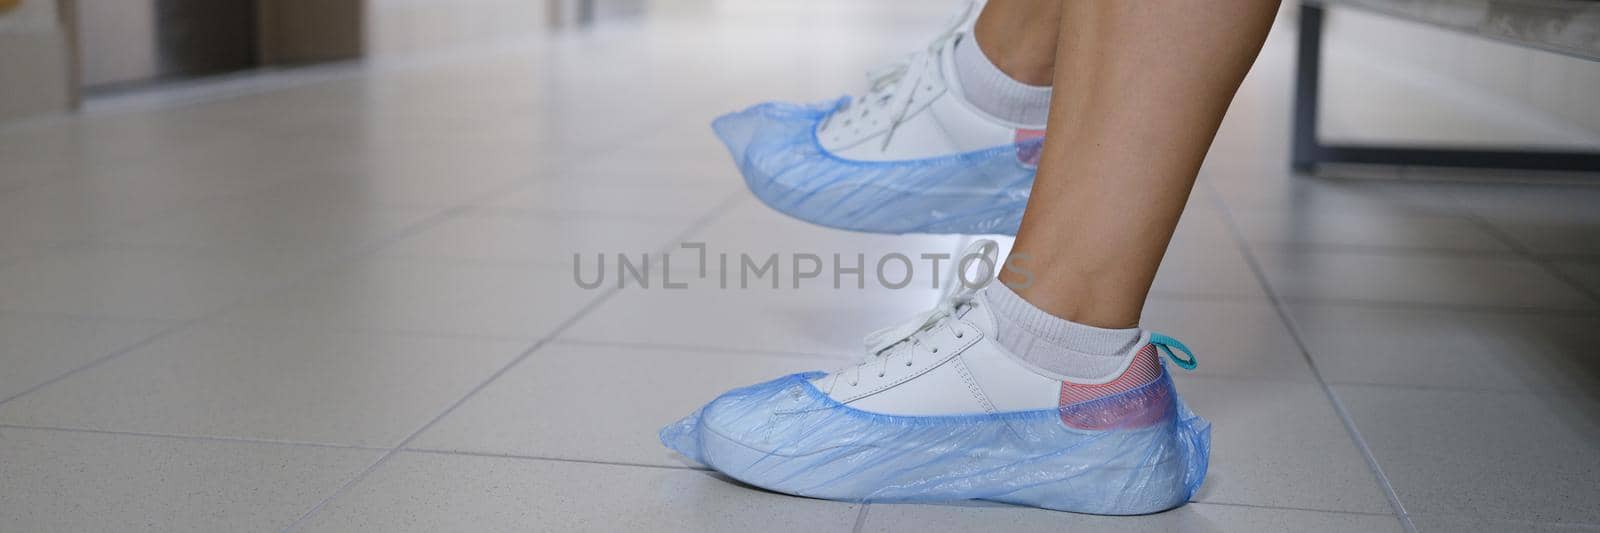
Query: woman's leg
1000 0 1281 328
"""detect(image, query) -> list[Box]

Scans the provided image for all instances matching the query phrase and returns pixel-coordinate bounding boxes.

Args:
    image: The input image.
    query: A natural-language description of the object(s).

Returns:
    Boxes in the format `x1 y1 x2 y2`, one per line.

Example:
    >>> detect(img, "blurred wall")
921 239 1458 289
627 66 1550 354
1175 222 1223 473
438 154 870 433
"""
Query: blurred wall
74 0 156 87
363 0 548 57
1327 8 1600 140
258 0 362 64
0 0 73 121
76 0 258 89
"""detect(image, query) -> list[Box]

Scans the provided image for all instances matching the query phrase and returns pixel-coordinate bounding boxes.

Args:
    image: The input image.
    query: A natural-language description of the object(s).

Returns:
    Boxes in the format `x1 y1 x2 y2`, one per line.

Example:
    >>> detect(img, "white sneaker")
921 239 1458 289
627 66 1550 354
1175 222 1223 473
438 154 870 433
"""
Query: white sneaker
813 254 1169 424
660 240 1212 514
816 4 1047 164
714 2 1047 235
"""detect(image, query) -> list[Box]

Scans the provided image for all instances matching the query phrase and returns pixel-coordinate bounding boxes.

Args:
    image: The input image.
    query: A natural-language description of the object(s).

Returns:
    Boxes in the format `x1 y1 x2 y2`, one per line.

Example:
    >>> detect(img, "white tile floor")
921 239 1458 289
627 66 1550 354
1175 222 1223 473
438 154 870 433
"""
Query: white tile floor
2 2 1598 532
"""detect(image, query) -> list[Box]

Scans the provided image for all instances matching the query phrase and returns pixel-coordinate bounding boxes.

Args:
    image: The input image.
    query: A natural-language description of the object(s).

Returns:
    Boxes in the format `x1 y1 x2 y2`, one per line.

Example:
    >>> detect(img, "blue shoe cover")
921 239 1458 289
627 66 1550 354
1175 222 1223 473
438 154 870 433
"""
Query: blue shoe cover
660 365 1210 515
712 97 1039 236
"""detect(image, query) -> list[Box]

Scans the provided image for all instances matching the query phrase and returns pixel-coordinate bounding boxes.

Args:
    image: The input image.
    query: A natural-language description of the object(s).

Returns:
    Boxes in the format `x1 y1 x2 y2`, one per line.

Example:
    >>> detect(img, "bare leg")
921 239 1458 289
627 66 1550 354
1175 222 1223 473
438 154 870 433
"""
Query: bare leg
999 0 1280 328
972 0 1062 86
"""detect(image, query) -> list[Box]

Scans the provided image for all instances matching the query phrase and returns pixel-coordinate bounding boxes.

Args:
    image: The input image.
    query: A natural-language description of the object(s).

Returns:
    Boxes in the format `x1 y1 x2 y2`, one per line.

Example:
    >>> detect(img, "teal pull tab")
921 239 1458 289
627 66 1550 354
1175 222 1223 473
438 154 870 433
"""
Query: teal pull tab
1150 332 1197 370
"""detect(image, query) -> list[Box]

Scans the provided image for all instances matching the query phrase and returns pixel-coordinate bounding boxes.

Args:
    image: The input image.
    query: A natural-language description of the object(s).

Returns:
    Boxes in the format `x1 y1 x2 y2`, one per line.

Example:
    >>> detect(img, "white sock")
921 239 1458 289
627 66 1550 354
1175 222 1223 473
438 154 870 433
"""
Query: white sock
951 34 1052 126
979 283 1141 382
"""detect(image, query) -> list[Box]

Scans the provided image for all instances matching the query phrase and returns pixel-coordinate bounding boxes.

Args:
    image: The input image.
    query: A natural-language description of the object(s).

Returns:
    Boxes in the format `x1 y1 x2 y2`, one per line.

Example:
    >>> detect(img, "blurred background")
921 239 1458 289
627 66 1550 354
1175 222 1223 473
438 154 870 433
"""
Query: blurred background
0 1 1596 532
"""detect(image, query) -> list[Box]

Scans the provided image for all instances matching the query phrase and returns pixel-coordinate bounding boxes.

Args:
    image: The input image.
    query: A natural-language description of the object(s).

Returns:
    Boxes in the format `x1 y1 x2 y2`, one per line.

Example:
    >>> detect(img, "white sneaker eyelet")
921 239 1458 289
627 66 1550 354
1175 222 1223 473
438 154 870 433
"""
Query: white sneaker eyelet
955 331 964 339
930 347 939 353
904 360 913 367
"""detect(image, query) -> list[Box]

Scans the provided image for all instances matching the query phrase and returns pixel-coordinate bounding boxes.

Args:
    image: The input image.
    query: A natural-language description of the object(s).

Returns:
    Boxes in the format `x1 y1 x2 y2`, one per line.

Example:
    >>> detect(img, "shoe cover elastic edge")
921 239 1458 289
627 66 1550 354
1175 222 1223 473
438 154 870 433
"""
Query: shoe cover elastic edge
711 97 1039 236
659 367 1210 515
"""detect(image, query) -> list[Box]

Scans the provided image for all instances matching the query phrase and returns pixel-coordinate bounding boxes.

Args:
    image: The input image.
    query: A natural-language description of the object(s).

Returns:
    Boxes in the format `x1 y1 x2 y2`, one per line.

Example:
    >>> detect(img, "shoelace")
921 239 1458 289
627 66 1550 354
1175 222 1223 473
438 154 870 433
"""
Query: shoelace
835 238 1201 387
820 1 974 151
841 239 998 387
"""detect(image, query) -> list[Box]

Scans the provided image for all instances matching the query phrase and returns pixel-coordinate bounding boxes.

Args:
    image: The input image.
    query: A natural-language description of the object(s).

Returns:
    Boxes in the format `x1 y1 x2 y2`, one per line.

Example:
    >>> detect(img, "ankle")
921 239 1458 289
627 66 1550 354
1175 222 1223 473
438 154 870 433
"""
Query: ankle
999 261 1145 329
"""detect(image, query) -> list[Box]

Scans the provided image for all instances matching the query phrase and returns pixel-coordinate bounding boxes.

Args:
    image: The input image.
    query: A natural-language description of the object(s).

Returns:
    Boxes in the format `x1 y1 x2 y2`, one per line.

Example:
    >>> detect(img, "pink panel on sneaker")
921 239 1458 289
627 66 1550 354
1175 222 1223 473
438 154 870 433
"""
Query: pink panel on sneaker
1058 344 1172 430
1014 129 1045 168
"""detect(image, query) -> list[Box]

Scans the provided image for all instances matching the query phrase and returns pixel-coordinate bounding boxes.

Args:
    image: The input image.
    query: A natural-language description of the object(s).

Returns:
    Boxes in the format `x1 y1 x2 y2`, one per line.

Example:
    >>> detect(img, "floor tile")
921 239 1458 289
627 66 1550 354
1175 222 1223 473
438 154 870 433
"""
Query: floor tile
861 502 1403 533
1447 184 1600 221
247 150 538 209
1410 514 1600 533
0 426 379 533
0 175 202 245
1479 216 1600 258
1150 239 1268 300
0 140 312 245
1207 172 1468 219
0 324 526 446
411 342 839 465
378 210 690 266
216 260 598 340
559 152 742 187
1452 186 1600 257
1228 208 1510 252
1176 376 1394 514
0 244 29 268
1335 384 1600 523
1253 249 1597 310
100 198 440 255
0 313 173 402
0 247 324 320
299 452 861 532
483 181 737 219
1553 260 1600 296
1286 304 1600 393
1141 298 1313 381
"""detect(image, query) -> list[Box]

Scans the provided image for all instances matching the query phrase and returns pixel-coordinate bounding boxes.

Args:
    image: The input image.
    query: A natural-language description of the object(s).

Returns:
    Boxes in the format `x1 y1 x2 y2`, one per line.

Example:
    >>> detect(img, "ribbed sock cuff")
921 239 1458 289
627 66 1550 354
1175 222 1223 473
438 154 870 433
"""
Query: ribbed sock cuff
982 283 1142 382
951 34 1052 126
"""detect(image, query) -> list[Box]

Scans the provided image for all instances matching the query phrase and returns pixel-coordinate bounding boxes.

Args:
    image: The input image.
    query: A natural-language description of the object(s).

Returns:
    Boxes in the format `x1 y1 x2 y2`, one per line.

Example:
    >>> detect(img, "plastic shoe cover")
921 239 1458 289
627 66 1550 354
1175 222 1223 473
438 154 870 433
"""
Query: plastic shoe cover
659 358 1210 515
712 97 1039 236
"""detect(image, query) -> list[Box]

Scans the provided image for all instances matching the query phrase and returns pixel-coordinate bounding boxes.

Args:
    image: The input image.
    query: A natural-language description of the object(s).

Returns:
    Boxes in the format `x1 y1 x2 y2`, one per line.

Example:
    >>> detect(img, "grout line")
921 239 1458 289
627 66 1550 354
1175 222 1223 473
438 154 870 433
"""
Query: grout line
1143 290 1270 304
1202 181 1419 533
1173 372 1325 386
1246 241 1529 259
401 447 712 472
851 503 871 533
0 106 632 413
464 203 736 224
0 308 181 325
1272 296 1600 316
1190 499 1397 518
80 61 368 116
281 189 747 531
1459 212 1600 305
1537 251 1600 262
0 321 191 407
278 309 591 531
0 423 389 452
1324 379 1595 397
552 337 853 361
1401 512 1600 530
0 207 471 410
